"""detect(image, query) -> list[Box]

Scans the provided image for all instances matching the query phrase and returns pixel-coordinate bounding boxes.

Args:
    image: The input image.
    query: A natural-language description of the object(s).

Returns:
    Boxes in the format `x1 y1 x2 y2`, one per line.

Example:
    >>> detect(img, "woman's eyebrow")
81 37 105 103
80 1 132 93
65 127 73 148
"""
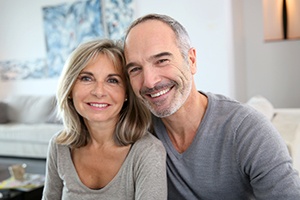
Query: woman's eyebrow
107 73 122 78
79 71 93 76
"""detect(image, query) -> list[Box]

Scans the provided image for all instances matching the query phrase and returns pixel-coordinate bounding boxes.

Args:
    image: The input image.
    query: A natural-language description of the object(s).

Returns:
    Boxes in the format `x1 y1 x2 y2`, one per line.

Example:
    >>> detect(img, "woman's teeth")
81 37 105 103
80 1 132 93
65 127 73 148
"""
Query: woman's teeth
90 103 108 108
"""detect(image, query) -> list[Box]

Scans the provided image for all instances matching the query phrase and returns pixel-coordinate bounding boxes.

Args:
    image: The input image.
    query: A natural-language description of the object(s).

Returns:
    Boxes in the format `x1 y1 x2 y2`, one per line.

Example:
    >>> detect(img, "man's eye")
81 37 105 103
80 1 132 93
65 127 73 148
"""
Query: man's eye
157 59 169 65
128 67 141 74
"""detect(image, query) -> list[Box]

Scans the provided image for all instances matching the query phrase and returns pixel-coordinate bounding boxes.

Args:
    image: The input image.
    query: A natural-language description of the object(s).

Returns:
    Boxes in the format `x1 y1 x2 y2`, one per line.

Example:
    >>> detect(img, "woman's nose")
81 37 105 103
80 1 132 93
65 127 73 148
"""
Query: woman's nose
90 82 106 98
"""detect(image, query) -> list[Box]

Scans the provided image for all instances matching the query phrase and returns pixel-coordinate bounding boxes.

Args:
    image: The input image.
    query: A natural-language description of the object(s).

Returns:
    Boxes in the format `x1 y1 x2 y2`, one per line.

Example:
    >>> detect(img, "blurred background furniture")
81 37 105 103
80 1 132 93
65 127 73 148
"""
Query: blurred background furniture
0 95 63 159
247 95 300 175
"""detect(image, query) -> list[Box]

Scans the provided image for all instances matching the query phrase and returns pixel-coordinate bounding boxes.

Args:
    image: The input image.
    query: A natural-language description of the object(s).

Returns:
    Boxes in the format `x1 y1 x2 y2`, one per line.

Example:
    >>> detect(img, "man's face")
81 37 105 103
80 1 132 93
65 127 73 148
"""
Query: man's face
124 20 196 117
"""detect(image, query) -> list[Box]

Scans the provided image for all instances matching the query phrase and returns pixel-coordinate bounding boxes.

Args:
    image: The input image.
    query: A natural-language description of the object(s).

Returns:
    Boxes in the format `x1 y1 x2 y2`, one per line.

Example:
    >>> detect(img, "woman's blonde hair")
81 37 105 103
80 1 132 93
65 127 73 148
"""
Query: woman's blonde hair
56 39 151 148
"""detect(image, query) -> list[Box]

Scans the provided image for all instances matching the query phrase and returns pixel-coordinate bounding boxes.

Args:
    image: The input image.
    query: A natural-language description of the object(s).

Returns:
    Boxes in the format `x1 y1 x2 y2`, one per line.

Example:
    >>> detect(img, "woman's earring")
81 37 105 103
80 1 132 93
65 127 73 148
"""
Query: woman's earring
125 98 128 102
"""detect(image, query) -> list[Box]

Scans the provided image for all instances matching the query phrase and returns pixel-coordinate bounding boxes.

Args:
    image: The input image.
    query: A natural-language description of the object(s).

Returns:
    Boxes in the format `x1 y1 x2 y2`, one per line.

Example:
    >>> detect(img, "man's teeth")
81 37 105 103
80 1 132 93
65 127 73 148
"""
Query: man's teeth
90 103 108 108
150 88 170 98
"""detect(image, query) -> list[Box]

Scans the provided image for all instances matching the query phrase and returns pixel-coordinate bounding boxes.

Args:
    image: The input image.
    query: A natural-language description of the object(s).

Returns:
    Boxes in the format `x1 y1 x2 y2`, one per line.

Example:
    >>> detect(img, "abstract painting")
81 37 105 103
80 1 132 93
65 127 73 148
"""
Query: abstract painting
43 0 104 77
0 0 134 81
0 58 47 80
104 0 135 40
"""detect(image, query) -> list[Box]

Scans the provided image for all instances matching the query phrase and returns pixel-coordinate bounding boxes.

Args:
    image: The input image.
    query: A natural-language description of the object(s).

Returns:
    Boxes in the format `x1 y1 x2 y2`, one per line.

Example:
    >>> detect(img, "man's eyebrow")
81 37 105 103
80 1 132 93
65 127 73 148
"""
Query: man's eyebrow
150 52 173 60
125 62 138 72
125 52 173 71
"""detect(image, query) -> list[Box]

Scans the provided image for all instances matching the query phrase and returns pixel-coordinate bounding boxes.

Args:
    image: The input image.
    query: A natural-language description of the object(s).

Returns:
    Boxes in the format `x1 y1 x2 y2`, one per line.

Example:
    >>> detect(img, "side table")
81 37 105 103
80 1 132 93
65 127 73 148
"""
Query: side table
20 186 44 200
0 186 43 200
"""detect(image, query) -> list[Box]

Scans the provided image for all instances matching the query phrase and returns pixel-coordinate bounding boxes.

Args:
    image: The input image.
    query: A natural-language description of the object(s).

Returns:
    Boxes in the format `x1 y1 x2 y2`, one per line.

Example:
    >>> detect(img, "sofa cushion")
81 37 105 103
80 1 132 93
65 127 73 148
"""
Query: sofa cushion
0 123 63 158
247 95 275 120
4 95 56 124
46 104 63 124
0 102 8 123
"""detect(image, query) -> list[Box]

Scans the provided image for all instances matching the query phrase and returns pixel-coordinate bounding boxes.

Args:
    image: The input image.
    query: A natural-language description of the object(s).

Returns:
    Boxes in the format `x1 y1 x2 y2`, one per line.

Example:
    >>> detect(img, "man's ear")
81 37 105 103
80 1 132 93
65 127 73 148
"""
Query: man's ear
188 48 197 75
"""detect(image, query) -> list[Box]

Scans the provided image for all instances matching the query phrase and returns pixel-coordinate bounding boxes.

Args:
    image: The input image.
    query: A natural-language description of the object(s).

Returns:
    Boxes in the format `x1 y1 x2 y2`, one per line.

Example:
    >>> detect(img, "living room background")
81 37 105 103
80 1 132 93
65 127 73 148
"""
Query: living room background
0 0 299 108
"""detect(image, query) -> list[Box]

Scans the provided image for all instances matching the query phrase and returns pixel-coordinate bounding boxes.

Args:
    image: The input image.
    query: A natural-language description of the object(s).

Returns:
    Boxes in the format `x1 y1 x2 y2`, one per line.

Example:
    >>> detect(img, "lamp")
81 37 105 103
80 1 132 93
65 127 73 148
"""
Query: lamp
263 0 300 41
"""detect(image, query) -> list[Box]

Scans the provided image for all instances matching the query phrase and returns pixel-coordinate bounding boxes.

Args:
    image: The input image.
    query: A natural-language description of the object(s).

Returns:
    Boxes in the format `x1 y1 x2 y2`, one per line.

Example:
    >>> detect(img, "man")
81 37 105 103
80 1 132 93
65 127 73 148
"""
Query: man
124 13 300 199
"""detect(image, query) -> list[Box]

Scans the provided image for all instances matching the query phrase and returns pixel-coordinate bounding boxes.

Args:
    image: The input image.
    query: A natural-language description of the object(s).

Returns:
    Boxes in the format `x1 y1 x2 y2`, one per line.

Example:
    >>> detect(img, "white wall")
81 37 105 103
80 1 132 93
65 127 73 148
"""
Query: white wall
0 0 78 98
243 0 300 108
134 0 237 99
0 0 237 101
0 0 299 108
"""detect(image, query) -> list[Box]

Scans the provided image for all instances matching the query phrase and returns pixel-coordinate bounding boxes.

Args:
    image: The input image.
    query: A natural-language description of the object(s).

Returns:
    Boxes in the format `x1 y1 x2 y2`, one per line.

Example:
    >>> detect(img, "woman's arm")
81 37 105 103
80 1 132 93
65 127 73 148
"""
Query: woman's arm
134 134 167 200
42 136 63 200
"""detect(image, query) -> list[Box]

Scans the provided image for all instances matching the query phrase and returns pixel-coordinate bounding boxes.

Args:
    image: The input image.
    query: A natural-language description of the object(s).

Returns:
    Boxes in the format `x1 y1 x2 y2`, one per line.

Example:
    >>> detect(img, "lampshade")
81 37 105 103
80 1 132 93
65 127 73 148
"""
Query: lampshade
263 0 300 41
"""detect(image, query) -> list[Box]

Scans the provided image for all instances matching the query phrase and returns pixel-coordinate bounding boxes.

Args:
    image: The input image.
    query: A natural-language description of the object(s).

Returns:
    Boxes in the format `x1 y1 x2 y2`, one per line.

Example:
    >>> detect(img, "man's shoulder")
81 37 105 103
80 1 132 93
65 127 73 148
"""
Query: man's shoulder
204 91 238 104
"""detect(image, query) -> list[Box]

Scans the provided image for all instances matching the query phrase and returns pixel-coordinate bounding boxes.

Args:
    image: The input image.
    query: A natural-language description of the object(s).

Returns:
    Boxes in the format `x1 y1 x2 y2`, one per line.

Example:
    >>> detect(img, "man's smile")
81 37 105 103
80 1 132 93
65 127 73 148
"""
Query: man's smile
149 88 171 98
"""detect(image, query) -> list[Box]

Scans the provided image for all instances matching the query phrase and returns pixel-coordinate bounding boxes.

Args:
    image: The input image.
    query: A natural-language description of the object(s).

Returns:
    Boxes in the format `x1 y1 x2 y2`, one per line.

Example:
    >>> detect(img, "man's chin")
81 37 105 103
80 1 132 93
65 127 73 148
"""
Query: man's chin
149 106 173 118
141 98 174 117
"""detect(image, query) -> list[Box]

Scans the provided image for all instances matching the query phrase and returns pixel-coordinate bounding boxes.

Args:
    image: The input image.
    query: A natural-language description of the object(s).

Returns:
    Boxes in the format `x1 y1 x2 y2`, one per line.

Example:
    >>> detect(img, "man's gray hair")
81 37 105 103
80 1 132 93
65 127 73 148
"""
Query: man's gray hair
124 13 191 61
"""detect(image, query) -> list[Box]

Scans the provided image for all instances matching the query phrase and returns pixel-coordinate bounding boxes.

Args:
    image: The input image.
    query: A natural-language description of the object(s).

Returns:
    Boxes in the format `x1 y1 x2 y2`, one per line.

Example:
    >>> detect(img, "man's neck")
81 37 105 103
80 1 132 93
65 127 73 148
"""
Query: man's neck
162 90 208 153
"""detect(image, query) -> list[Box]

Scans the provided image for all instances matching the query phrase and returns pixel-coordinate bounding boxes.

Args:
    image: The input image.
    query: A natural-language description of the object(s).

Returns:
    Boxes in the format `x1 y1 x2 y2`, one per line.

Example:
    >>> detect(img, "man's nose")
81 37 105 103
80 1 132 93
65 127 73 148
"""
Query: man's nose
142 65 160 89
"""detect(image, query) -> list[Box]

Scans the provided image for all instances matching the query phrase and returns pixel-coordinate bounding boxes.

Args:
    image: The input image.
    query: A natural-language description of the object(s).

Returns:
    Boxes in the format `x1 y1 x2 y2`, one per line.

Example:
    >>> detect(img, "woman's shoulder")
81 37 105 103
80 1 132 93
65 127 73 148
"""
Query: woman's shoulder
133 132 165 153
138 131 163 145
49 131 70 151
128 132 166 167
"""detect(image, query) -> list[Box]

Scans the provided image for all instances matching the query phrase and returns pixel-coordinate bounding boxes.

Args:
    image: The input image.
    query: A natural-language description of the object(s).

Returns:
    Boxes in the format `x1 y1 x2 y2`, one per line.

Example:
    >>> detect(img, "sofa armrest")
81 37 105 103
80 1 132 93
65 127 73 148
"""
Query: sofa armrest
273 108 300 125
274 108 300 114
272 108 300 174
0 102 8 123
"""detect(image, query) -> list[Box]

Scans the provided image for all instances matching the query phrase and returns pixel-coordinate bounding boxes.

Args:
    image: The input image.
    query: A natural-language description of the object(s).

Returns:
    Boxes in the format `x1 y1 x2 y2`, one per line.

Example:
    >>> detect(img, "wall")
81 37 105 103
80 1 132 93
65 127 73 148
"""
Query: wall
243 0 300 108
0 0 299 108
134 0 240 100
0 0 78 98
0 0 238 100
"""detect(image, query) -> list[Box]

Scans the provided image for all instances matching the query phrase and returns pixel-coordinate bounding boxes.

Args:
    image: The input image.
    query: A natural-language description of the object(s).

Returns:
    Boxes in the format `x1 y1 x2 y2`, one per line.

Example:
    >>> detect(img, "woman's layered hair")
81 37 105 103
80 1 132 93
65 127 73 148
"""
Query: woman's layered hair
56 39 151 148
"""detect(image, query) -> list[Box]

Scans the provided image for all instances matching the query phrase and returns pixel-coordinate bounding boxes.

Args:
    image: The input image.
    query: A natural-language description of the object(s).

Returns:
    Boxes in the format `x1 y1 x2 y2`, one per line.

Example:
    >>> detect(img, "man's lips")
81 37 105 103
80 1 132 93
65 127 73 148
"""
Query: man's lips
148 88 171 98
141 81 176 99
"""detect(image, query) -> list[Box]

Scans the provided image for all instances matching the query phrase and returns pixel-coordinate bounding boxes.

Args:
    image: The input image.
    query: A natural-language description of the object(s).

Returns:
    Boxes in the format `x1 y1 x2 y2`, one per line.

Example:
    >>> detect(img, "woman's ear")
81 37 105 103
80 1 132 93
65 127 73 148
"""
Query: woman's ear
68 93 73 100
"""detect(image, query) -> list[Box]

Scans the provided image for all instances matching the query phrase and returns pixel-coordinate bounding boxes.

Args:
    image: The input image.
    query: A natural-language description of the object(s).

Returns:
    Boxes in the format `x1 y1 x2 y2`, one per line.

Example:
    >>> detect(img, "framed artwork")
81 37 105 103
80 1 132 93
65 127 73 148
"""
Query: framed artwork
0 59 47 81
263 0 300 41
43 0 104 77
0 0 134 80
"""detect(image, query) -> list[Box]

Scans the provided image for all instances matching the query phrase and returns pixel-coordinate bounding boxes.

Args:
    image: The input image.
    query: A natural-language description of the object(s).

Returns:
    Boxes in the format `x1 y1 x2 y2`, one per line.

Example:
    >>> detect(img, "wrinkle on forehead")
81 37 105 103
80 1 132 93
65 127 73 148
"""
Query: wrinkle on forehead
124 20 179 66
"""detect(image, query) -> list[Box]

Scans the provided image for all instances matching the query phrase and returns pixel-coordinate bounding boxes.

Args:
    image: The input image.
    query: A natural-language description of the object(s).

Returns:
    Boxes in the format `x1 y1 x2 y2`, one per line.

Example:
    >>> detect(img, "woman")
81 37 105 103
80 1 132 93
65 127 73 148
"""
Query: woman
42 39 167 200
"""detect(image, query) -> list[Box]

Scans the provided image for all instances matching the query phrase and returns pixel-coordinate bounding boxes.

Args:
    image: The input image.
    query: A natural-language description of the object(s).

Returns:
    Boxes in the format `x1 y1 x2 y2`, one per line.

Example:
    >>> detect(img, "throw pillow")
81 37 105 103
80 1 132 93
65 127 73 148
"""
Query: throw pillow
5 95 56 124
0 101 8 123
46 98 63 124
247 95 275 121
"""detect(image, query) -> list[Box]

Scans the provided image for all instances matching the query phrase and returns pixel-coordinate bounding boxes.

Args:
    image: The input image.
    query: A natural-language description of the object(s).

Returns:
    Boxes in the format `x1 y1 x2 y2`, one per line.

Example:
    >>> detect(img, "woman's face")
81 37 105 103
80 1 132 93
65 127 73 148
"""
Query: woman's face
71 53 126 126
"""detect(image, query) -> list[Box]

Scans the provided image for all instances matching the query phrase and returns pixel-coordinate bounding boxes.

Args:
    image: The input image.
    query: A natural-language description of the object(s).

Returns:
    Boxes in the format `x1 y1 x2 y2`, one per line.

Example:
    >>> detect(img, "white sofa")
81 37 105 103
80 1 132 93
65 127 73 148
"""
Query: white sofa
247 96 300 174
0 95 63 159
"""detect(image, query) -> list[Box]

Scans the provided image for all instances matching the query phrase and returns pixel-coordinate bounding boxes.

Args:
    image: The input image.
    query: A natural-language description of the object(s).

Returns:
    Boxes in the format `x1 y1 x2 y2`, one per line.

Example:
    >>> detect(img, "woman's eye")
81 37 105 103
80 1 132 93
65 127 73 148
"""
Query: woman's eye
108 78 119 84
78 75 92 82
